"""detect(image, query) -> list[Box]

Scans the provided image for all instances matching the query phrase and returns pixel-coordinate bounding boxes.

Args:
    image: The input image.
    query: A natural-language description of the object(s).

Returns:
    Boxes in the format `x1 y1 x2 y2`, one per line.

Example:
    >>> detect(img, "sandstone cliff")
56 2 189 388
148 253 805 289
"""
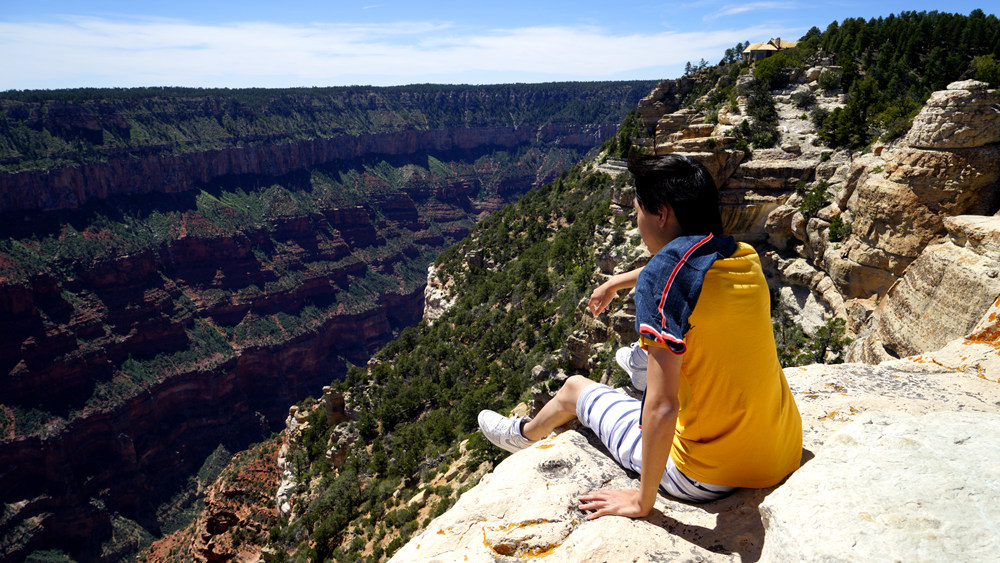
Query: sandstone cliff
645 76 1000 357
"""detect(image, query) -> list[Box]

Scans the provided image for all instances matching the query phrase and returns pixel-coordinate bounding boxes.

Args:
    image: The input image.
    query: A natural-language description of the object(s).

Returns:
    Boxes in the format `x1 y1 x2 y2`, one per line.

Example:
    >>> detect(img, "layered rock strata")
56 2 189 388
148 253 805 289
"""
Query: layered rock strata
805 81 1000 304
0 110 622 559
0 124 616 215
846 216 1000 362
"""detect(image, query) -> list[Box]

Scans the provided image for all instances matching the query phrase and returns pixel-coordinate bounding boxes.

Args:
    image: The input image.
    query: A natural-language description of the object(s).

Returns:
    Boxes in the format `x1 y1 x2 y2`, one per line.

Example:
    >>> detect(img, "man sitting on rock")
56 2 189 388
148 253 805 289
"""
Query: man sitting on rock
478 154 802 519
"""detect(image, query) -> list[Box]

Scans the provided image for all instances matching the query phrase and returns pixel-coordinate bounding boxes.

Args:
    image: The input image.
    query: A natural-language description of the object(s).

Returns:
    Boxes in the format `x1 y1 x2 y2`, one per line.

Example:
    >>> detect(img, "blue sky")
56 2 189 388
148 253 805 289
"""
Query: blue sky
1 1 993 90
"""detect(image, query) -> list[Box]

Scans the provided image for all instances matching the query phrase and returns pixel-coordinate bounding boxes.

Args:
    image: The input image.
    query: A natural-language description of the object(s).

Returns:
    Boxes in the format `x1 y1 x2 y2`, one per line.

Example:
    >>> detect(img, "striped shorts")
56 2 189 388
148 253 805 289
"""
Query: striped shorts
576 382 736 503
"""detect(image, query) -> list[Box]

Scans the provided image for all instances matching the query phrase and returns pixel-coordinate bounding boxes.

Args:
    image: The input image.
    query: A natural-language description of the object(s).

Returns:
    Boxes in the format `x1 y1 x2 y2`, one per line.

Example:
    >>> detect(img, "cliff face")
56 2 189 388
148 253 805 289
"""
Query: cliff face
0 83 644 561
395 344 1000 562
394 77 1000 561
647 76 1000 354
0 124 616 215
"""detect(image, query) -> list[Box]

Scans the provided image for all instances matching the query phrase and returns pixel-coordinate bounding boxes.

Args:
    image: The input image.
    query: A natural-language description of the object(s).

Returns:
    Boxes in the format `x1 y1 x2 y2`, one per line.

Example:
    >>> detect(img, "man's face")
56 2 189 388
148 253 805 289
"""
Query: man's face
633 196 660 251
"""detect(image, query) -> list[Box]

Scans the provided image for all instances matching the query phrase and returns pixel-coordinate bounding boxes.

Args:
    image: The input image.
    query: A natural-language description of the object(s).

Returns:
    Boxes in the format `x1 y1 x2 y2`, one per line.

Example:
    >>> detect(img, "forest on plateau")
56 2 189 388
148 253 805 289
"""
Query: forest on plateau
0 82 654 173
679 9 1000 152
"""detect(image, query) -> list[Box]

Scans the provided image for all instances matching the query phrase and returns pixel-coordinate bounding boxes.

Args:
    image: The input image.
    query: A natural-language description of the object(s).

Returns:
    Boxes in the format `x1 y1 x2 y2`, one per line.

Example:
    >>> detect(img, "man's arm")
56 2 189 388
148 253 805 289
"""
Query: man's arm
588 267 643 316
577 346 681 519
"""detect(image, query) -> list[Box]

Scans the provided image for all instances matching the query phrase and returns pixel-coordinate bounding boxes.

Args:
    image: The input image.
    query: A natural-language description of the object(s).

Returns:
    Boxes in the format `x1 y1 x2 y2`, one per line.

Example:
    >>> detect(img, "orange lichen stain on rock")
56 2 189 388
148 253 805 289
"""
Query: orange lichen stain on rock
819 410 839 421
536 443 555 450
482 519 563 559
437 529 446 535
520 543 562 559
967 325 1000 348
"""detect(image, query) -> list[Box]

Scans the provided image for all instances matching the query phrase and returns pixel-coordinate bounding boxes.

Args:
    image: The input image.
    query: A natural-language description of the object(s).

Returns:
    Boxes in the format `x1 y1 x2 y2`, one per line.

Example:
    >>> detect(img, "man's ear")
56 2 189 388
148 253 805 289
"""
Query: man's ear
657 204 672 228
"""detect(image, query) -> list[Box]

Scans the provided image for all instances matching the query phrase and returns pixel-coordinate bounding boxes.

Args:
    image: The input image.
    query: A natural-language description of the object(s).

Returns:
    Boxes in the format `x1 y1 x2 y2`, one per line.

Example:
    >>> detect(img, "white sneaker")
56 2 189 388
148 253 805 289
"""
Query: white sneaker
477 410 535 453
616 342 648 391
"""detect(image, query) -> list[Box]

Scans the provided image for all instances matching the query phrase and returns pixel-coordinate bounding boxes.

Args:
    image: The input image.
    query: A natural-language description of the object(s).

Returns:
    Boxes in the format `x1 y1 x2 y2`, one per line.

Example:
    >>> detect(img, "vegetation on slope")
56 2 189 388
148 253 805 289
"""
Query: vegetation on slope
763 10 1000 148
267 163 623 562
268 157 850 561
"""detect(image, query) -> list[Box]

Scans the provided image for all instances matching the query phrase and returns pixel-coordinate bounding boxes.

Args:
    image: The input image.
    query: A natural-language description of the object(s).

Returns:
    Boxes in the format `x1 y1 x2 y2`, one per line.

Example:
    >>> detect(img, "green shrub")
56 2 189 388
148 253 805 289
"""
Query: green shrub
792 90 816 108
798 181 831 218
970 54 1000 87
817 69 842 92
828 213 851 242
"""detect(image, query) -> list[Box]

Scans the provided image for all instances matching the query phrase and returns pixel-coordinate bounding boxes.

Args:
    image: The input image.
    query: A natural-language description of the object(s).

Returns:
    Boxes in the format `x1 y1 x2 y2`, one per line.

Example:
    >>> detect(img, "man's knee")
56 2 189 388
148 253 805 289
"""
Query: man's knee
557 374 595 403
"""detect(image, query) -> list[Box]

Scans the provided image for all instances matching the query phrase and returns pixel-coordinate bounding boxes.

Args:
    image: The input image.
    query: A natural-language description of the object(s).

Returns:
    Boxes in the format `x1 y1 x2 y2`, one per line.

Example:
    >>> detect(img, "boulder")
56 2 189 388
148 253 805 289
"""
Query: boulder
846 217 1000 363
760 411 1000 562
764 204 798 249
903 81 1000 149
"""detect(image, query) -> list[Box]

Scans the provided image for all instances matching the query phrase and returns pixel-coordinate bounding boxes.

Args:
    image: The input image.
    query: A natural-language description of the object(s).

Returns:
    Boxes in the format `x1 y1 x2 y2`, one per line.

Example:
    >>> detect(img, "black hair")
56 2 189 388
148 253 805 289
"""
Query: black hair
627 153 724 236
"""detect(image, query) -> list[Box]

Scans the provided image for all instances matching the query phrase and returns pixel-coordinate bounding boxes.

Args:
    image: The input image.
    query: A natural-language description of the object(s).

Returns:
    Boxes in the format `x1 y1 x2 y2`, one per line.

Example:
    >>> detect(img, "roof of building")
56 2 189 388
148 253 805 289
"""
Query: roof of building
743 38 799 53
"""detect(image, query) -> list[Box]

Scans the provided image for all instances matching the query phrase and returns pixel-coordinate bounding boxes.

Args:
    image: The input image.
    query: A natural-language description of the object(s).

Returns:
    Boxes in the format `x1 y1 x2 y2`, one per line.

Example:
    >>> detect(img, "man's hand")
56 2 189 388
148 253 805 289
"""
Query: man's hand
588 268 643 316
588 282 616 316
577 488 650 520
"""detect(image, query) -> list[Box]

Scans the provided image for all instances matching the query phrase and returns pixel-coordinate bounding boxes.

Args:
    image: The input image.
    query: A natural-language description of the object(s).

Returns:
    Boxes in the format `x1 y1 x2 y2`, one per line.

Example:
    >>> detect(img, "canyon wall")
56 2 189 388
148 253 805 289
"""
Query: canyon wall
0 124 616 214
0 83 651 561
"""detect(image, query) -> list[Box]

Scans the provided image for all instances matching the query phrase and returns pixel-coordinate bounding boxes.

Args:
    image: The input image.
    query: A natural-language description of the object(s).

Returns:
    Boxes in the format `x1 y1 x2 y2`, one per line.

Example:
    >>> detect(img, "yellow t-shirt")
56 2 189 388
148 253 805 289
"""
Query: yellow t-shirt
642 243 802 488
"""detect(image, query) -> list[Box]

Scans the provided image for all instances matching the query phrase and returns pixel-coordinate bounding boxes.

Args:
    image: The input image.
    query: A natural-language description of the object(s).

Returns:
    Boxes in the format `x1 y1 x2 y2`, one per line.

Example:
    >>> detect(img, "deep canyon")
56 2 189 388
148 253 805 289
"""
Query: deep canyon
0 82 660 561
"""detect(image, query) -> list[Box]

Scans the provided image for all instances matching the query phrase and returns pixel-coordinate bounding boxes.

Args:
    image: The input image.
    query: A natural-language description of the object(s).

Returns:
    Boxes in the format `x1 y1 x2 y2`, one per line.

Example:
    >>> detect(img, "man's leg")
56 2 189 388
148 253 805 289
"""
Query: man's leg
521 375 596 441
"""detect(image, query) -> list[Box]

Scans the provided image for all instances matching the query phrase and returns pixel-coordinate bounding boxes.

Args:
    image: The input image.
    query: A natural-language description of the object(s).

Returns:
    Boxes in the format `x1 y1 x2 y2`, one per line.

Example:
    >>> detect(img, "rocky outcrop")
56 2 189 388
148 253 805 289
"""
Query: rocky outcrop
394 326 1000 561
760 410 1000 562
902 80 1000 149
813 82 1000 303
145 439 281 563
422 264 457 324
846 215 1000 363
636 79 696 134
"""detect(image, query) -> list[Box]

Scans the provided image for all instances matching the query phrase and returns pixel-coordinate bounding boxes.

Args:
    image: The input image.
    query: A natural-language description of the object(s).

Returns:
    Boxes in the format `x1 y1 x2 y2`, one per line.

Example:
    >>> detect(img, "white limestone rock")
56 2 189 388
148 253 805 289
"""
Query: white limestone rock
760 411 1000 562
903 80 1000 149
846 217 1000 364
390 428 770 562
916 293 1000 382
423 264 457 324
394 348 1000 562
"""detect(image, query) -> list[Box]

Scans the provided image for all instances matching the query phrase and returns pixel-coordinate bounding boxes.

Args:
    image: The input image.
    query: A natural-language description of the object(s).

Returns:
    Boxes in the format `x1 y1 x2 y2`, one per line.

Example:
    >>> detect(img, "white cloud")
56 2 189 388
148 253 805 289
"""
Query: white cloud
705 2 799 21
0 16 793 89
